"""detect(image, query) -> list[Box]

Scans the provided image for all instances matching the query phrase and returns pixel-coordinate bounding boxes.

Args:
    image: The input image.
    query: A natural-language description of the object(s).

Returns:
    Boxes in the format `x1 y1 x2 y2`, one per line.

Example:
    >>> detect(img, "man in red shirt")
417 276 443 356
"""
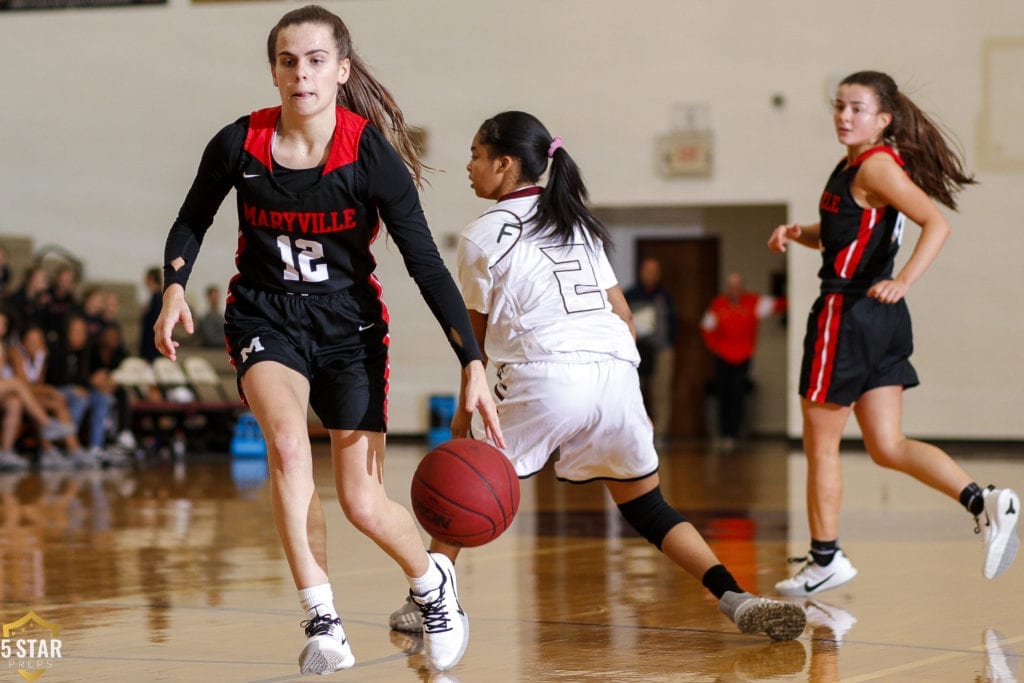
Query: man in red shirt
700 273 785 451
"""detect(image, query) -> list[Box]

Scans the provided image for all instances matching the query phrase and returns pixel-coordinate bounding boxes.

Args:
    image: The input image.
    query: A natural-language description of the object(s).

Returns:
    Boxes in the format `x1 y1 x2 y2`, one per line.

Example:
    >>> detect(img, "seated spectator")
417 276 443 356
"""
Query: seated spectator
90 322 135 458
47 316 116 464
81 287 108 341
198 284 225 348
8 324 91 468
0 313 76 470
8 266 51 336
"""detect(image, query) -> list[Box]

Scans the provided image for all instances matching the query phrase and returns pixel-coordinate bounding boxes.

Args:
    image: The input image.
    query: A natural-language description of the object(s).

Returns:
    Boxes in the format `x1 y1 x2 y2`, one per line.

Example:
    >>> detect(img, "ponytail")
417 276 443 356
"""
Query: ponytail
841 71 976 210
339 51 427 185
888 91 975 210
477 111 612 249
538 146 612 248
268 5 427 186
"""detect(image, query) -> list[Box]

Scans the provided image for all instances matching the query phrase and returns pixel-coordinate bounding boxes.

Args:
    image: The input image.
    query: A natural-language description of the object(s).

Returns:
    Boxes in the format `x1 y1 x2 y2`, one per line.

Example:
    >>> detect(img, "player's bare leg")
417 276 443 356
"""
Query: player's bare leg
608 474 805 640
332 432 467 671
775 399 859 597
855 385 1019 579
243 363 355 674
854 386 971 496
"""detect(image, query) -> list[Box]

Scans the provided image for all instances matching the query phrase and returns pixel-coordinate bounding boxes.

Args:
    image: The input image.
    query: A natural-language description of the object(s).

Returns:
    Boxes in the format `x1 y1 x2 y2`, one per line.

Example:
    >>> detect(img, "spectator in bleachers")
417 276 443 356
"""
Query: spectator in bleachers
45 265 82 343
8 266 51 335
8 324 91 468
0 247 11 303
47 316 114 462
90 322 135 459
197 285 225 348
0 312 76 470
81 287 109 341
139 267 162 362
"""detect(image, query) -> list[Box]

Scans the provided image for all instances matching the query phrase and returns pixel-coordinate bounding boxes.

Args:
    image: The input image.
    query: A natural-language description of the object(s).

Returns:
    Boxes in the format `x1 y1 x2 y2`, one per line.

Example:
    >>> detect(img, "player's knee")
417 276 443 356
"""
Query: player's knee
616 485 686 551
266 430 309 467
340 493 384 536
866 436 905 469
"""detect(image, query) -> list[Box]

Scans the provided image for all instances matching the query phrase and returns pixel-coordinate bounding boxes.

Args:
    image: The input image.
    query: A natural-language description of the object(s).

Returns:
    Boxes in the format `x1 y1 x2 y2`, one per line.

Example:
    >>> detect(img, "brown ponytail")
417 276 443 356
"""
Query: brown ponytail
267 5 427 186
841 71 976 210
339 51 427 186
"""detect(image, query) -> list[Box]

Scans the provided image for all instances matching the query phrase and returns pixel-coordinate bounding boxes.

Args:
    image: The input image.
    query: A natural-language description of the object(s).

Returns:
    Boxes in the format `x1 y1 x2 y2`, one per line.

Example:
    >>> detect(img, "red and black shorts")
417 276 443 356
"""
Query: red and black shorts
799 294 919 407
225 281 390 431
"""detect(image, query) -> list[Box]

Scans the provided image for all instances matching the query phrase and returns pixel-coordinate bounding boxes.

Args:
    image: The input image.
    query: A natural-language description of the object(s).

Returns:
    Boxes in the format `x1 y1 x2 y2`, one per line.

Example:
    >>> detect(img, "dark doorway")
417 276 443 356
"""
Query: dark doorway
635 238 719 438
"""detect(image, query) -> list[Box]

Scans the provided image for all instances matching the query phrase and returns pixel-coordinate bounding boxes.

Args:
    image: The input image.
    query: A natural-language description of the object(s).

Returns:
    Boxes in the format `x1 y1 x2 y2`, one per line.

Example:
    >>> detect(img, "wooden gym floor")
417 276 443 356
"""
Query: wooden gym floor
1 438 1021 682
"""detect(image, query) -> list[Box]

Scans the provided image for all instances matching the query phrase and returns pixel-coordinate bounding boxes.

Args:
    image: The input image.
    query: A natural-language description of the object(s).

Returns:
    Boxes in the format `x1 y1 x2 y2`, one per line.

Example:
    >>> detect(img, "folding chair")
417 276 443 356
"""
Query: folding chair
112 357 157 400
182 355 233 403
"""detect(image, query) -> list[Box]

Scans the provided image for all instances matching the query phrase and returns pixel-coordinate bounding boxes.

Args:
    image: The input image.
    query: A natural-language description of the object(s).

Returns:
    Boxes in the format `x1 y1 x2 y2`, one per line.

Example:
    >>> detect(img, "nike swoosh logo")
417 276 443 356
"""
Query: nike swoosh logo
804 574 834 593
358 323 374 332
243 173 261 179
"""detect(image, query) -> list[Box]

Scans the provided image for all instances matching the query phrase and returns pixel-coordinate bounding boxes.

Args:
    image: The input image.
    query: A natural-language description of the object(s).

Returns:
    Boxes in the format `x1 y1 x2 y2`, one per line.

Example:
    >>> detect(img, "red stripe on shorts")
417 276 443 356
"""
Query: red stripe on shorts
807 293 843 403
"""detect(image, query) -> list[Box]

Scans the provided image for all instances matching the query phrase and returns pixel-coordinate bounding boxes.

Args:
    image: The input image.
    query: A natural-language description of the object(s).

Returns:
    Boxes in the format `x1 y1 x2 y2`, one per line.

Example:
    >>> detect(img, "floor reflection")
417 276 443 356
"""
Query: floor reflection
0 458 283 645
0 439 1019 681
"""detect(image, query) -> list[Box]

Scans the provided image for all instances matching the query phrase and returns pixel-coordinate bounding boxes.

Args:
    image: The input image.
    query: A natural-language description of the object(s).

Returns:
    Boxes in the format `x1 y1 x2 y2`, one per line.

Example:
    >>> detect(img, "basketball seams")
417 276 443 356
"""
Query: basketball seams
412 471 498 541
436 445 510 521
410 439 520 547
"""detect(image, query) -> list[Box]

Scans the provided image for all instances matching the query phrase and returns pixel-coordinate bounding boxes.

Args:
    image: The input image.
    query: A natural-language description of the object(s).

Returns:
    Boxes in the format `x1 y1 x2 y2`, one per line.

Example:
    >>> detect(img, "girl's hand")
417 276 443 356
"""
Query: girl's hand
867 278 908 304
768 224 802 253
154 284 194 361
458 360 505 449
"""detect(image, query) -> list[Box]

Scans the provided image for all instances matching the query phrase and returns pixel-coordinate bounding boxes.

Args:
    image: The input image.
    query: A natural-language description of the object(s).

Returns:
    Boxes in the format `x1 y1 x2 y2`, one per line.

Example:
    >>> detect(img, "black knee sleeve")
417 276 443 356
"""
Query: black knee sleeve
616 485 687 550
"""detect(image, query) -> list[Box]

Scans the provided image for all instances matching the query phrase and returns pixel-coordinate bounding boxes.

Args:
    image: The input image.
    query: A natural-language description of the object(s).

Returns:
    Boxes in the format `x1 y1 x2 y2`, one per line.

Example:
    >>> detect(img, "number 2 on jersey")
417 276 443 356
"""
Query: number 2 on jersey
541 243 605 313
277 235 328 282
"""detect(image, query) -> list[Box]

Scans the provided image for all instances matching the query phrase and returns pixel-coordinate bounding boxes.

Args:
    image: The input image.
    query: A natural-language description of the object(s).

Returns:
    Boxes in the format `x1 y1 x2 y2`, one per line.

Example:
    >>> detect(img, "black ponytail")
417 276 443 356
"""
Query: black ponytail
477 111 612 248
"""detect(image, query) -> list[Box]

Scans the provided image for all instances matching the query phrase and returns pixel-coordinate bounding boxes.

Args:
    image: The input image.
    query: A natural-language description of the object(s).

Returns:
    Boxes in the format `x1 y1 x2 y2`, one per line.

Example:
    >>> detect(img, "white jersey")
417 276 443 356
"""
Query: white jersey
457 192 639 367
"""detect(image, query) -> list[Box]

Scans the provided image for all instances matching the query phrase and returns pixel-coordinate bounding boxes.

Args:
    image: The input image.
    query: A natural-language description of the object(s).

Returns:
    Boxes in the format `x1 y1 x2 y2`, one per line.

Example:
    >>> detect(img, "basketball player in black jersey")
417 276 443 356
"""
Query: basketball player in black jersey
768 71 1018 598
154 6 503 675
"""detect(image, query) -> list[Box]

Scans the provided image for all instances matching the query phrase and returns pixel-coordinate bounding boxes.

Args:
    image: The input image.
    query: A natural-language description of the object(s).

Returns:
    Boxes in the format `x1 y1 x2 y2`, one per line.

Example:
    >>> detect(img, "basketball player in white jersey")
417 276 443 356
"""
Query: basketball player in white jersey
390 110 806 641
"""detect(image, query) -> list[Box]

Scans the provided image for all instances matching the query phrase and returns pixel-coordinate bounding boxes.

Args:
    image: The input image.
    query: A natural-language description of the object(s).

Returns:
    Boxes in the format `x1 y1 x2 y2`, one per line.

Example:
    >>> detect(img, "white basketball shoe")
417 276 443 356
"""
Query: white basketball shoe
411 553 468 672
774 549 858 597
298 608 354 675
979 486 1020 579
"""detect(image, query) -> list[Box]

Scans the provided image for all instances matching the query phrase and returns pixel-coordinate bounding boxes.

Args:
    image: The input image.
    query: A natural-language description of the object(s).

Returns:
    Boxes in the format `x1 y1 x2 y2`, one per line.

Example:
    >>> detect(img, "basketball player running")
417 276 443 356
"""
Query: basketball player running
390 110 806 641
154 6 502 675
768 71 1019 597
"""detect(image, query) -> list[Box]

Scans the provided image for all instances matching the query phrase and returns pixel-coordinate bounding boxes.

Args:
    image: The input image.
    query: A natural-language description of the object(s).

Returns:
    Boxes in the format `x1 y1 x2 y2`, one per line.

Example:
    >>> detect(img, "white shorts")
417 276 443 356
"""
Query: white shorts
475 359 659 482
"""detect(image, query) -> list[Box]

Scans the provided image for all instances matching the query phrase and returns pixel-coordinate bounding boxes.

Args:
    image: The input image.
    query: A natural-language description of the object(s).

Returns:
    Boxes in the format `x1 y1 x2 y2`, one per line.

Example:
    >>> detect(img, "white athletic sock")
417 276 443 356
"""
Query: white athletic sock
407 554 442 595
298 583 336 617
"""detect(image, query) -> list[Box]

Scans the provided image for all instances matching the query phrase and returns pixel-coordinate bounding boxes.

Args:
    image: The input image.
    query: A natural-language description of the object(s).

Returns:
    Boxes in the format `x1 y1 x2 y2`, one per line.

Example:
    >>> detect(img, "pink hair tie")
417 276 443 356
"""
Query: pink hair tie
547 136 563 158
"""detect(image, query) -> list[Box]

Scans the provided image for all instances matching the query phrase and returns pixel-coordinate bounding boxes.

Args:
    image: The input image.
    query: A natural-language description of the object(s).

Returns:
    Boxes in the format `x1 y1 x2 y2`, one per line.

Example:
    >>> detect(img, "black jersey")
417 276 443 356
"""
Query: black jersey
817 146 907 295
164 106 481 365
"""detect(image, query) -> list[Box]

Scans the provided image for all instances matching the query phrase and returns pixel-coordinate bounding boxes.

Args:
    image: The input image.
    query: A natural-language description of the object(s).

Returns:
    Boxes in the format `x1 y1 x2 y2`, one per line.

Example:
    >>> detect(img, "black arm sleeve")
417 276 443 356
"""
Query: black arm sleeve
360 126 482 367
163 121 244 292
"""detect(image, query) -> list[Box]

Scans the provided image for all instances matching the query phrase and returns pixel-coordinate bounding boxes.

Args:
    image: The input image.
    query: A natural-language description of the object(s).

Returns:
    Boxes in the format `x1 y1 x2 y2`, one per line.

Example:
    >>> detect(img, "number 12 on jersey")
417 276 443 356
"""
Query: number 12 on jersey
277 235 328 283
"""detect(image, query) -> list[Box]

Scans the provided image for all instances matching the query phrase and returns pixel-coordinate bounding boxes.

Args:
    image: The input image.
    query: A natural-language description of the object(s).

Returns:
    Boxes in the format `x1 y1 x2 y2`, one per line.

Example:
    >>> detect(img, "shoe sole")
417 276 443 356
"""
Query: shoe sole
389 600 424 632
984 490 1020 580
298 636 355 675
737 601 807 641
390 613 423 632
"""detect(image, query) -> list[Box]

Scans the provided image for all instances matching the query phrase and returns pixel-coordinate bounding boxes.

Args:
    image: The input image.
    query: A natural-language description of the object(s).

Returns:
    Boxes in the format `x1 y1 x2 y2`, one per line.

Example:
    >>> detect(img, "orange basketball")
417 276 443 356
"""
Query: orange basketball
411 439 520 547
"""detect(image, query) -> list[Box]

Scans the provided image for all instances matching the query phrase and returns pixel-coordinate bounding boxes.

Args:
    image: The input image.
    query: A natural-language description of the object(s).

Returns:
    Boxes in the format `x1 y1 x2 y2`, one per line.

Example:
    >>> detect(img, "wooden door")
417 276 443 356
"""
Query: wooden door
635 238 719 438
